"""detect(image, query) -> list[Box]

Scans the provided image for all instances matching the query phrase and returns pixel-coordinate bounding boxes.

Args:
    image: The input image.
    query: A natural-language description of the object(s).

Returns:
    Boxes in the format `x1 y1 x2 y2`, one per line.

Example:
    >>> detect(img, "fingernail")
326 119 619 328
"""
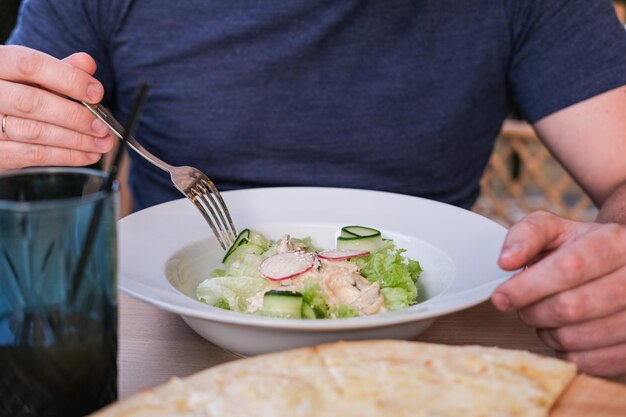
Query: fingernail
87 83 102 101
87 152 101 162
500 243 521 260
95 137 110 149
492 292 511 311
92 118 108 135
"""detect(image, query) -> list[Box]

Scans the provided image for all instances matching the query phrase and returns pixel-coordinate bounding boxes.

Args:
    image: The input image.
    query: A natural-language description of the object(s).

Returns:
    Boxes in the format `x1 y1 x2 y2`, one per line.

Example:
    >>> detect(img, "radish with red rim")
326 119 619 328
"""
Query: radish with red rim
259 252 315 281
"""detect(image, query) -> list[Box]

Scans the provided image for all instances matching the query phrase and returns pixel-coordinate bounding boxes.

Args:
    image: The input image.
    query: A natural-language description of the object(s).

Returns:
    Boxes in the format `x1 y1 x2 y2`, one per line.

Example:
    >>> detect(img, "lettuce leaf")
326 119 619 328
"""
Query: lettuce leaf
333 304 359 318
302 281 330 318
213 297 232 310
380 287 412 311
197 275 266 311
351 240 422 310
226 253 263 278
211 268 227 277
292 236 323 253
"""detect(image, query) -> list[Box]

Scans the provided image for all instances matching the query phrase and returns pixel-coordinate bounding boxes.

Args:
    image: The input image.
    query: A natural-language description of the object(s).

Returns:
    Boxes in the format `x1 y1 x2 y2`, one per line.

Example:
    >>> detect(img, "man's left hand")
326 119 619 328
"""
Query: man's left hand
492 211 626 376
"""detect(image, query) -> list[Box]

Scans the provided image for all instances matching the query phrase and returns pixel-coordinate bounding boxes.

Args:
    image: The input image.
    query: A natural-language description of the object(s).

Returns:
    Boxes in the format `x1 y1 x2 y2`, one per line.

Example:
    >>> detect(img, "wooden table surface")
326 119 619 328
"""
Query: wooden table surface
118 292 625 399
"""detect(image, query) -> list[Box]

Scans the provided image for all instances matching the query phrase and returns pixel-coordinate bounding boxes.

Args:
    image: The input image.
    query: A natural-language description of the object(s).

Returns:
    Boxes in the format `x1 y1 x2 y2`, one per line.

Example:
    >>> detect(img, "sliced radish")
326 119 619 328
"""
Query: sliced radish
317 249 370 260
259 252 315 281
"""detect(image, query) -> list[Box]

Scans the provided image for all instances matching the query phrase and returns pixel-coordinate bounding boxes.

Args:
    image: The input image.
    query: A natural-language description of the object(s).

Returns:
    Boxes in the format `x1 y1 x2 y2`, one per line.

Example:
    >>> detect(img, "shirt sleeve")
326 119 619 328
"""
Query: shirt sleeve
7 0 130 106
506 0 626 123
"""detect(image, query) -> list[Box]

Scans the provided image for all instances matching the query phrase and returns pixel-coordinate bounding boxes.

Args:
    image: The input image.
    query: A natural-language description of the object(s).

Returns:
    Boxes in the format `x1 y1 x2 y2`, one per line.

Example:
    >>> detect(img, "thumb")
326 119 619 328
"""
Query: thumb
62 52 98 75
498 211 569 271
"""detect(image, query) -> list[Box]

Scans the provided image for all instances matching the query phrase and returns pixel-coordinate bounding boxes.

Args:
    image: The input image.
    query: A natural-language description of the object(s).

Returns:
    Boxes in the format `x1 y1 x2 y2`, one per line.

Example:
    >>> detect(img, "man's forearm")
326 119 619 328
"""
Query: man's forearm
596 181 626 224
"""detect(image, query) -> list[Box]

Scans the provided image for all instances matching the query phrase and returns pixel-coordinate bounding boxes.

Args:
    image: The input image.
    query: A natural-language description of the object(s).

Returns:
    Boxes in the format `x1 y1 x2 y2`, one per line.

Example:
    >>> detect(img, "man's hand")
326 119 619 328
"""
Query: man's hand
491 211 626 376
0 45 113 169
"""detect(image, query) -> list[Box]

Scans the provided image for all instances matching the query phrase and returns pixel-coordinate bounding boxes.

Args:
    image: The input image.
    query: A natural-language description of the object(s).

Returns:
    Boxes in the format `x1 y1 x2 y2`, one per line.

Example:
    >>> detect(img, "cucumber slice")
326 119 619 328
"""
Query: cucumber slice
336 226 383 252
339 229 360 238
341 226 381 238
261 290 303 319
222 229 251 263
224 243 264 267
336 234 383 253
248 230 269 249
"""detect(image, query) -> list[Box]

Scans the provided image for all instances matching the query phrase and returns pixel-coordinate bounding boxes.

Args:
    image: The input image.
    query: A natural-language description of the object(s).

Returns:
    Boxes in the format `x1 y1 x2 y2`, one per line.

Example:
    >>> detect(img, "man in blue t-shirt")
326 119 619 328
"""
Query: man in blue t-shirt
1 0 626 376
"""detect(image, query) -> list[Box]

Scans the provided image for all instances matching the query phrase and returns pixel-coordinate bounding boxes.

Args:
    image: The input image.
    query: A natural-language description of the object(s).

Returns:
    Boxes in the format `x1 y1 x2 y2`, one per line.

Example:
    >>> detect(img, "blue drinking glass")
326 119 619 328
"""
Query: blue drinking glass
0 167 118 417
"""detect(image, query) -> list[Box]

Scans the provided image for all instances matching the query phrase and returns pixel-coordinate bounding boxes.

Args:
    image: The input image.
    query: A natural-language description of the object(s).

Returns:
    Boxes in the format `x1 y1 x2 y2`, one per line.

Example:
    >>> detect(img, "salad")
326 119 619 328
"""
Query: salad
196 226 423 319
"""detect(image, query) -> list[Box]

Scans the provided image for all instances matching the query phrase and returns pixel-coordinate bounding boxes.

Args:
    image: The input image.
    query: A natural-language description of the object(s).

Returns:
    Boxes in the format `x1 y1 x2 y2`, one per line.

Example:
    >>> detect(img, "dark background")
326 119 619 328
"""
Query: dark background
1 0 22 43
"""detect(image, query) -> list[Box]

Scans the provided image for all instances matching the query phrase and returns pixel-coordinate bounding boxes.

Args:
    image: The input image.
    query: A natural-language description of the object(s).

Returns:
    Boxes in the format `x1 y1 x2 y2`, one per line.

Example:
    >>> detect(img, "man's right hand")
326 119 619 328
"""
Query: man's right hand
0 45 114 170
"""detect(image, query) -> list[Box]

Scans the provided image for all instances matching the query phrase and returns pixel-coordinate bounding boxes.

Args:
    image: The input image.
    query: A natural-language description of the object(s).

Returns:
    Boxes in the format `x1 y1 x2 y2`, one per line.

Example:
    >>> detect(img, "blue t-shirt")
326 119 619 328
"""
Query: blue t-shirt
9 0 626 210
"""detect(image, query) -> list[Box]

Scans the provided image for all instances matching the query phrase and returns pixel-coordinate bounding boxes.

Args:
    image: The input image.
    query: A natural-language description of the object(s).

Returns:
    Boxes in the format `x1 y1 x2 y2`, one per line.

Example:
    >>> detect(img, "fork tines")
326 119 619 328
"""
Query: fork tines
189 179 237 250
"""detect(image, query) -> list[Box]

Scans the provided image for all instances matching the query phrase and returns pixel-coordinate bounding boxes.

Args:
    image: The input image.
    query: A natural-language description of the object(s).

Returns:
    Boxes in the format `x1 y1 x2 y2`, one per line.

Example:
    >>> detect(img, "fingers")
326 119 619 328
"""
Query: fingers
0 45 103 103
0 46 112 169
558 343 626 377
492 215 626 377
517 265 626 327
1 114 114 152
0 139 103 168
493 222 626 311
536 309 626 353
0 79 109 136
0 113 114 170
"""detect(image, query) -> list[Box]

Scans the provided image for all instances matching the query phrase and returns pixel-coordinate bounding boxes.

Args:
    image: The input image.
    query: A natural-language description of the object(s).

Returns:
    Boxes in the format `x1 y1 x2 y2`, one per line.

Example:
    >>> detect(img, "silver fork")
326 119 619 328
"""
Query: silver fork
83 102 237 250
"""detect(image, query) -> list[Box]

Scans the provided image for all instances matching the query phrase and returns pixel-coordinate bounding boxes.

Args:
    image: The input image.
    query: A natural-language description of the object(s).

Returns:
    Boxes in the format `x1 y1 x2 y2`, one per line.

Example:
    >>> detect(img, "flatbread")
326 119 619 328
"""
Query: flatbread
91 340 577 417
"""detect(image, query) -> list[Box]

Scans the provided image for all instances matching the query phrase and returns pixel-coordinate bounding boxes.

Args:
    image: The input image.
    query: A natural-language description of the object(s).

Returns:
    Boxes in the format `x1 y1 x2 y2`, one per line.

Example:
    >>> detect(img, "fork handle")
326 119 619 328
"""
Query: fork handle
82 102 175 173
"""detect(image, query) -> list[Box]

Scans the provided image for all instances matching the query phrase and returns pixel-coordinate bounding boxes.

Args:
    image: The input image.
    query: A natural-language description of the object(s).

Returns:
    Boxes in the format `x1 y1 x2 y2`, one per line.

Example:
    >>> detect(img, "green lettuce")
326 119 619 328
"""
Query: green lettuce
213 297 232 310
291 236 323 252
197 275 266 311
302 281 330 318
226 253 264 278
333 304 359 318
380 287 412 311
211 268 227 277
351 240 422 310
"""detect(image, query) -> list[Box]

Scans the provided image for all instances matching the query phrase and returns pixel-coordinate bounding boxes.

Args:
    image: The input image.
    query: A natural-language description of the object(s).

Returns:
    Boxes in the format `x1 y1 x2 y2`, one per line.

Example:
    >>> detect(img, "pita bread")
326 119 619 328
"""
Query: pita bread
91 340 577 417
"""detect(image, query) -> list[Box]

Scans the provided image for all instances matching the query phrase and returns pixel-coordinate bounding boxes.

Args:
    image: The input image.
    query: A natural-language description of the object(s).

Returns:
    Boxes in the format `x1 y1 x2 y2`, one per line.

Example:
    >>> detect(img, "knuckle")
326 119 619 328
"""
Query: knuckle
58 68 83 96
25 144 47 165
14 88 40 115
17 49 45 78
562 351 605 375
516 211 555 232
517 308 533 326
552 292 583 324
18 118 44 140
517 211 556 235
511 217 542 238
67 149 82 166
69 131 88 150
68 149 97 166
525 210 556 224
560 351 582 368
553 253 584 285
552 327 579 350
607 224 626 245
66 106 89 129
615 272 626 299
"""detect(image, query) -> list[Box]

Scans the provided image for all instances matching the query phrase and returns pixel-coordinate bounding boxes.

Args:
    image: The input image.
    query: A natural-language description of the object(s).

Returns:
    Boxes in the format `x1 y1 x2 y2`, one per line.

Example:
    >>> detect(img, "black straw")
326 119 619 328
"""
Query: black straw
69 83 150 301
103 83 150 193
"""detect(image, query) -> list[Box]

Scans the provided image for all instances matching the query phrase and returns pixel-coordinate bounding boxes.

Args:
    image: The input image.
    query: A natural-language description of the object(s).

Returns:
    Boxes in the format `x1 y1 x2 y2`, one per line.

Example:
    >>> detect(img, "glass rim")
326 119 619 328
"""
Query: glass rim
0 167 118 212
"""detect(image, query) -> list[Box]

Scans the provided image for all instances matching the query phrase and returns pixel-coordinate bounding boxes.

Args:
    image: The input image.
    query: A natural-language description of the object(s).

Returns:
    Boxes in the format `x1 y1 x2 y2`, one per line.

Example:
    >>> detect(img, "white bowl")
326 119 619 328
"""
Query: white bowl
119 187 513 355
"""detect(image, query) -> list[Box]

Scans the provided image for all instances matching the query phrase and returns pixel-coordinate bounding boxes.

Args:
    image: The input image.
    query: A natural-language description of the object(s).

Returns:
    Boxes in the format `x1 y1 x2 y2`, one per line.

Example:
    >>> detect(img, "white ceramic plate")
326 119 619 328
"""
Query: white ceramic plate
119 187 513 355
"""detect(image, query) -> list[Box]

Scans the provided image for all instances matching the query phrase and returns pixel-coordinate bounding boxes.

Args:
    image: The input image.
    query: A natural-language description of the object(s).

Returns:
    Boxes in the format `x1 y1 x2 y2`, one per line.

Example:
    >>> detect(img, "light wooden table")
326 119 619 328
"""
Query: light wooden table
118 292 625 399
